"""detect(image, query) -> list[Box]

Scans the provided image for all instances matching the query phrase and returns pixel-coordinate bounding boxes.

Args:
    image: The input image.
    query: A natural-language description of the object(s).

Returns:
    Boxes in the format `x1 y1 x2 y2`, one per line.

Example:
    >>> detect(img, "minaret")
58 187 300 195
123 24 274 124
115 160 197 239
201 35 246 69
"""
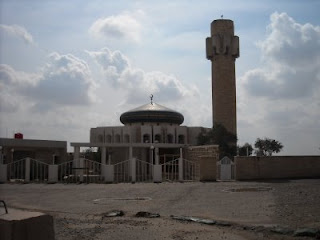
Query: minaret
206 19 239 136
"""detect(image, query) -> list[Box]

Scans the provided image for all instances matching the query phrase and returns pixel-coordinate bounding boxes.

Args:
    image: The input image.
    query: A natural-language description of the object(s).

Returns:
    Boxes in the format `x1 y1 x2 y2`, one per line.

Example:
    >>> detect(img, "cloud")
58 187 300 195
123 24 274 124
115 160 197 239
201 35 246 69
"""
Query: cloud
237 12 320 154
0 64 39 113
87 47 196 104
242 12 320 100
31 52 97 107
0 24 34 44
0 53 96 113
89 11 144 42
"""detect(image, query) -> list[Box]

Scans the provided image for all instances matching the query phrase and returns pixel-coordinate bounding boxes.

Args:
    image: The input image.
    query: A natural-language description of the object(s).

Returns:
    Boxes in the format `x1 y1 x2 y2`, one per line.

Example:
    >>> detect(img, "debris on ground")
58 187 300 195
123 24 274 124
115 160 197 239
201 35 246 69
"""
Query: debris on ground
293 228 319 237
135 211 160 218
171 215 216 225
102 210 124 217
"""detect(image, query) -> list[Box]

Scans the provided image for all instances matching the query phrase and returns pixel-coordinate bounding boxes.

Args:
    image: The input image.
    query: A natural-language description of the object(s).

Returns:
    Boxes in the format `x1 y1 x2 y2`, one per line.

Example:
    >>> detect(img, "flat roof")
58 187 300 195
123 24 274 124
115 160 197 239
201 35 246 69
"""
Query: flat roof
0 138 67 148
70 142 186 149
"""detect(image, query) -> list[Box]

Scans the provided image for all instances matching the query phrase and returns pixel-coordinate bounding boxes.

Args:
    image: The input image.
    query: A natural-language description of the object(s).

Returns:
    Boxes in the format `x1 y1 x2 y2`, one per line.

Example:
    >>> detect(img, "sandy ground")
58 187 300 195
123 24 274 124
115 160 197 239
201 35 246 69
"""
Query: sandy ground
1 179 319 239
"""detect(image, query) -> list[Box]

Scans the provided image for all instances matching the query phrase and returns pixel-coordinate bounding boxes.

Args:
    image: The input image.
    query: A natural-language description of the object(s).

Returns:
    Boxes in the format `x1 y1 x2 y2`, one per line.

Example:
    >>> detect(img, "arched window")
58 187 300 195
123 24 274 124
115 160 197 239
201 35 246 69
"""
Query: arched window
115 134 121 143
167 134 173 143
106 135 112 143
178 135 185 144
98 135 103 143
154 134 161 143
143 134 150 143
124 134 130 143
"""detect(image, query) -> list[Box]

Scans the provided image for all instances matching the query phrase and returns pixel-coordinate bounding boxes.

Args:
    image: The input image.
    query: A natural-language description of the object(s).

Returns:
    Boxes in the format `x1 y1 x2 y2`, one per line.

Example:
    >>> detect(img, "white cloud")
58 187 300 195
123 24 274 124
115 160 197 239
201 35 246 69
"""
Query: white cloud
238 12 320 154
0 53 97 113
0 24 34 44
242 12 320 100
0 64 39 113
89 11 144 42
87 47 196 104
32 53 97 107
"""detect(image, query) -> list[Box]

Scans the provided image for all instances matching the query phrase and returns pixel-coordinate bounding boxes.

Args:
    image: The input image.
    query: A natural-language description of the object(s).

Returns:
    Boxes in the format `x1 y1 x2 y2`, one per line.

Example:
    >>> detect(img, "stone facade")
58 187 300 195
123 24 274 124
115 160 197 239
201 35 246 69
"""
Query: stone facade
88 123 209 164
206 19 239 136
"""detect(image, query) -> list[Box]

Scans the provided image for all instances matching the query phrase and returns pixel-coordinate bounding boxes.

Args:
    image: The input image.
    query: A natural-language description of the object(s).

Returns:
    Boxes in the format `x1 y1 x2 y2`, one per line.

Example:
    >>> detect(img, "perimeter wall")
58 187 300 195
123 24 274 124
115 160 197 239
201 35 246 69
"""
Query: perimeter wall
235 156 320 180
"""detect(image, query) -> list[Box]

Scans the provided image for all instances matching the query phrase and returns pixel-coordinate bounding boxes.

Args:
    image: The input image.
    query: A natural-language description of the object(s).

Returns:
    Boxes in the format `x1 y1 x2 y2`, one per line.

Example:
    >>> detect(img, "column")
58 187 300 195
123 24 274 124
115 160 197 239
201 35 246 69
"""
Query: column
108 153 111 165
179 148 183 182
101 147 106 165
73 146 80 168
131 157 136 183
48 165 58 183
79 158 84 182
25 157 30 183
150 146 154 164
155 147 159 165
0 164 7 183
101 148 114 183
129 146 133 160
153 147 162 182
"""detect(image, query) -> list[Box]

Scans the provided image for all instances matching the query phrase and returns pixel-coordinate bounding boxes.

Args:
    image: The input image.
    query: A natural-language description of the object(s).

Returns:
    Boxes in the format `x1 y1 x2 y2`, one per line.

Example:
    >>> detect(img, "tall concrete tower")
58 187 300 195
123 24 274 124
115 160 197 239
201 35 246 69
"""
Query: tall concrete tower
206 19 239 136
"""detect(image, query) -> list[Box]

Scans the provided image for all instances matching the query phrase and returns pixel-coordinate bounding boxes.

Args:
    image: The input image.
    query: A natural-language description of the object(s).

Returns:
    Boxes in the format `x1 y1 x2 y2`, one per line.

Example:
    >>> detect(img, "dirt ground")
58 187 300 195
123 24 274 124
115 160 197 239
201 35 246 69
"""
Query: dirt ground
1 179 319 239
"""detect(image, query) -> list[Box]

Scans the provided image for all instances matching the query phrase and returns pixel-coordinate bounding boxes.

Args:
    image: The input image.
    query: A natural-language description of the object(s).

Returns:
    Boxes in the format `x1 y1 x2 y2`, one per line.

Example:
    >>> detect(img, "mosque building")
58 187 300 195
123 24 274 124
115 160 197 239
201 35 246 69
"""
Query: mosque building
71 98 209 166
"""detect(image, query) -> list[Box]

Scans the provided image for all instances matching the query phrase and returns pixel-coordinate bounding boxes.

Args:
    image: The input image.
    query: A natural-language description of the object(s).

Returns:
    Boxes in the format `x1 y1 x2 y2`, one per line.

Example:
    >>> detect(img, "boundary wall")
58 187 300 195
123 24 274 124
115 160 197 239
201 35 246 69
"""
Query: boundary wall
235 156 320 180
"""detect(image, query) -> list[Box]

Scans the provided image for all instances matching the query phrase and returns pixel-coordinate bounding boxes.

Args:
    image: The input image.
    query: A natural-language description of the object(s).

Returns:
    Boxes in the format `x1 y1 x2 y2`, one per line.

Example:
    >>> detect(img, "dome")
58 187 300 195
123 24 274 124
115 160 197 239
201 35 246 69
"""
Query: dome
120 102 184 125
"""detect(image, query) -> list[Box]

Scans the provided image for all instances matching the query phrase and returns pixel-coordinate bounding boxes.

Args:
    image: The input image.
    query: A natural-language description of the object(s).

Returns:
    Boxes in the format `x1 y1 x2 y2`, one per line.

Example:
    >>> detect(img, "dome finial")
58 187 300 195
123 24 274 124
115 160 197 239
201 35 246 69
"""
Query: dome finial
150 94 153 105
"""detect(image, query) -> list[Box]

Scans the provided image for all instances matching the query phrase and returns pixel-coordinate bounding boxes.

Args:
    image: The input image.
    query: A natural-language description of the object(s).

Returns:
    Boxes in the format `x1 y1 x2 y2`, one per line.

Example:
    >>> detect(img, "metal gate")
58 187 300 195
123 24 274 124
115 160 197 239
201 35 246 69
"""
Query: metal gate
114 159 130 183
7 158 49 183
58 158 103 183
183 159 200 181
162 158 179 181
217 156 235 181
161 158 199 182
136 159 153 182
7 158 26 182
114 158 153 183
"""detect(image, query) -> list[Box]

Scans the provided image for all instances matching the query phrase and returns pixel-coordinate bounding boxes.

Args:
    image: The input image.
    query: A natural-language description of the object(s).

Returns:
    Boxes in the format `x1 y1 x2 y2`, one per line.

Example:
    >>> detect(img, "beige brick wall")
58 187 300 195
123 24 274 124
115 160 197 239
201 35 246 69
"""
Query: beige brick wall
235 156 320 180
186 145 219 181
198 156 217 181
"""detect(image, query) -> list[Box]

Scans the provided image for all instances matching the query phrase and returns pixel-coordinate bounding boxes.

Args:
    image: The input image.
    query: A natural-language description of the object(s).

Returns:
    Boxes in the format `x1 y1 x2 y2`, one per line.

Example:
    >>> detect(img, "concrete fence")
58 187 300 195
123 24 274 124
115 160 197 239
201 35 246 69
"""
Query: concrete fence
235 156 320 180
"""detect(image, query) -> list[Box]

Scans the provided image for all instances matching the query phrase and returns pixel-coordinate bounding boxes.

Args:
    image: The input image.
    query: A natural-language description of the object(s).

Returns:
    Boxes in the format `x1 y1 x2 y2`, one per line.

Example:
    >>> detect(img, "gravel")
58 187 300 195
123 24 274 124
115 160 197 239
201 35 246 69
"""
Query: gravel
1 179 319 239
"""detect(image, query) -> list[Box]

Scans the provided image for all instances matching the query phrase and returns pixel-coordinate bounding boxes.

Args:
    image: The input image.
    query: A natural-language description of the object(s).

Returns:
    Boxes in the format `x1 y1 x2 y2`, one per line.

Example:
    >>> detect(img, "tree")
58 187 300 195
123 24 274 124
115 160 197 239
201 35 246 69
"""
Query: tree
254 138 283 156
238 143 253 156
197 123 237 159
82 147 101 162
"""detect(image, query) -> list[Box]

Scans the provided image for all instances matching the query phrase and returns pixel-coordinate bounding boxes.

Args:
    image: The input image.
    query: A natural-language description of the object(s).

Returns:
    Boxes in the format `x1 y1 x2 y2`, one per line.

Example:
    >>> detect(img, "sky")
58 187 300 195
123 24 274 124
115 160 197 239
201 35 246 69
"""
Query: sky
0 0 319 155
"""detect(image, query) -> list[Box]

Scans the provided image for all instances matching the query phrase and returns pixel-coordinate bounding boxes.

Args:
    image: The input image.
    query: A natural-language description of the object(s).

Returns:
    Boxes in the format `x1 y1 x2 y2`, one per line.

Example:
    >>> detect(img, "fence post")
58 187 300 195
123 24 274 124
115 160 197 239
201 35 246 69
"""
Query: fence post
101 164 114 183
79 158 84 182
25 158 30 183
0 164 7 183
101 147 106 165
155 147 159 165
153 165 162 183
179 148 183 182
48 165 58 183
131 157 136 183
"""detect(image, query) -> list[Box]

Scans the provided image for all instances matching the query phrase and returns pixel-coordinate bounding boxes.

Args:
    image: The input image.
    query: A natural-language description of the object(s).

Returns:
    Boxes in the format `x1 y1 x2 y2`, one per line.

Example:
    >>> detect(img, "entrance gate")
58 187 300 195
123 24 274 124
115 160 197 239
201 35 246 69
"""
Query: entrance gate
217 156 235 181
58 158 103 183
114 158 153 183
161 158 199 182
7 158 49 183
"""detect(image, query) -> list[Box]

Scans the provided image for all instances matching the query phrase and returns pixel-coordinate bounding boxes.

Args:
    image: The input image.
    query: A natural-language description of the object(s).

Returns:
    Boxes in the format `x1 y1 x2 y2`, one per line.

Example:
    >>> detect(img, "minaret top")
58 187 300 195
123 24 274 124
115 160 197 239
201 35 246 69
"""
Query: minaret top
206 19 239 59
211 19 234 35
